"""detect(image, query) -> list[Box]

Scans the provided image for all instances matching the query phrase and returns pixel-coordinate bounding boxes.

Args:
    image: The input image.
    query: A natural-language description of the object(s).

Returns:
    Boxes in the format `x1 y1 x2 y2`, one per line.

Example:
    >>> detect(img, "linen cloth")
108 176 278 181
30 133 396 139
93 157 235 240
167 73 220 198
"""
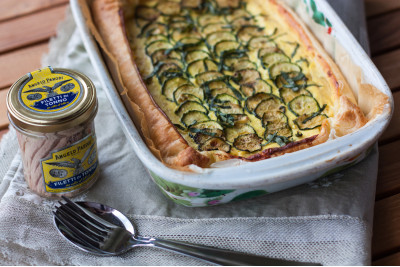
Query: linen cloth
0 0 376 265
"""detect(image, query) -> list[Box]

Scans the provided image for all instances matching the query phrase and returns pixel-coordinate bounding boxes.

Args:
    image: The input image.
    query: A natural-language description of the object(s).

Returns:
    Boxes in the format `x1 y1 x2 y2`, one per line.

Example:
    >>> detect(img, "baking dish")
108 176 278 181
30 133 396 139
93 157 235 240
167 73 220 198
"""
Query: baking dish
70 0 393 207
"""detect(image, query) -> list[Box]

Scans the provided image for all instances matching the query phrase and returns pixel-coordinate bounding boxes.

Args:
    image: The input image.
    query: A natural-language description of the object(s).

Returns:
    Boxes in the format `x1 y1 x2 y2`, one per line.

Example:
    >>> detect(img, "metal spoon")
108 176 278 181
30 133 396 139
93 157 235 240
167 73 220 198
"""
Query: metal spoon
53 200 320 265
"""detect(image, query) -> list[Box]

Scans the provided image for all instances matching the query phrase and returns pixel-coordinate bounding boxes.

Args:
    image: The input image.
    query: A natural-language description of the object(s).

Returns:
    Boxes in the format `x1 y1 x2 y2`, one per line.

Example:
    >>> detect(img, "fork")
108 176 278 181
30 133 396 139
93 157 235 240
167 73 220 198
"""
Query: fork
53 197 318 265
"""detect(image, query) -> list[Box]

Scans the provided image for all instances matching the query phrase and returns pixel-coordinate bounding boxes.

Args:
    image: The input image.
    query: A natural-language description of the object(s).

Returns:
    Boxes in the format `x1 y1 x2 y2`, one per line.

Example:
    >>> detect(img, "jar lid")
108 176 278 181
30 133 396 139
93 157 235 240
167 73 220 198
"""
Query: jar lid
7 67 98 133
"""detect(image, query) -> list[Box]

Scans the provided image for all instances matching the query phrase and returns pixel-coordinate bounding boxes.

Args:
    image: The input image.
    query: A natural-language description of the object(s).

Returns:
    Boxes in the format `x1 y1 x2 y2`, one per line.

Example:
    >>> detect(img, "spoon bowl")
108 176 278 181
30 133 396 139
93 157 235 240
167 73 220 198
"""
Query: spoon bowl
54 201 134 255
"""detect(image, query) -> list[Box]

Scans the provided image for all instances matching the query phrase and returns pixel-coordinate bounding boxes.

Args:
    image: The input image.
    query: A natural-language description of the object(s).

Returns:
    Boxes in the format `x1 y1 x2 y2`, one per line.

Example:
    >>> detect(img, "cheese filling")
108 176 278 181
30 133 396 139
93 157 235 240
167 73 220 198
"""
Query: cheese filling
127 0 332 157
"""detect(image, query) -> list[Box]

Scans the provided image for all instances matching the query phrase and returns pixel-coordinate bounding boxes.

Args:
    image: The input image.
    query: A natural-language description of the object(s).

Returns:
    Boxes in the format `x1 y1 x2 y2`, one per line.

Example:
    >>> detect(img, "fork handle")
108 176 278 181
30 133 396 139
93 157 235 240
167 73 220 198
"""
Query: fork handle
136 236 319 266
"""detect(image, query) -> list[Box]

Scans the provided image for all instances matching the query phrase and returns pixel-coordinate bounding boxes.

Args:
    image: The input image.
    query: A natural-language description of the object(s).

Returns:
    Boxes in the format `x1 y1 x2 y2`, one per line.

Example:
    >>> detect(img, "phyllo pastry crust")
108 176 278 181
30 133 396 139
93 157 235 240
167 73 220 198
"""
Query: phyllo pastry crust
92 0 368 169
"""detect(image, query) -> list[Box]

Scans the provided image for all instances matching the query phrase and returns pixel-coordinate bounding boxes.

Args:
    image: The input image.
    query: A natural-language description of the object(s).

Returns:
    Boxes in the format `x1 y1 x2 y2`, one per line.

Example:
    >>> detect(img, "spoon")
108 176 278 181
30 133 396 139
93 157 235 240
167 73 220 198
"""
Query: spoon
54 200 320 265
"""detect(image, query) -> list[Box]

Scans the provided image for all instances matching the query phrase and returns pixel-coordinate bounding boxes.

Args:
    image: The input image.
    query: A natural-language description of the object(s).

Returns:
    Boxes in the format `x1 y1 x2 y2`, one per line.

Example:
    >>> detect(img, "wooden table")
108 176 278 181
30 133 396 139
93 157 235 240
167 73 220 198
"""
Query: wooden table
0 0 399 265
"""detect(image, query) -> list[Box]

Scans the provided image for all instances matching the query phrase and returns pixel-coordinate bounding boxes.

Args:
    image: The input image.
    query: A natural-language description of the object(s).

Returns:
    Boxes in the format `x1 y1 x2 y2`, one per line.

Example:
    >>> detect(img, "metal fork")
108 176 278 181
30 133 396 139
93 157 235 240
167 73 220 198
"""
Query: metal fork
53 197 319 265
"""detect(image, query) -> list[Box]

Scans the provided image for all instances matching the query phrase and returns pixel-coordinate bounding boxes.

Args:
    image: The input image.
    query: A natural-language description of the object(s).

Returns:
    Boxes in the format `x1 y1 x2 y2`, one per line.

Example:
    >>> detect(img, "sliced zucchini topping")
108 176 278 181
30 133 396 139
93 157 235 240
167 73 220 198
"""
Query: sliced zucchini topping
197 14 225 27
206 31 237 46
261 53 290 69
199 137 231 152
245 92 276 112
269 62 302 79
279 87 311 104
254 97 282 118
240 79 271 97
294 114 327 130
275 71 307 92
262 112 292 138
212 93 243 114
232 69 261 85
231 59 257 71
133 0 329 155
247 36 275 50
185 50 211 63
202 23 232 35
157 1 181 15
175 100 208 117
150 49 181 65
237 25 265 42
162 77 189 101
233 133 263 152
195 71 225 85
215 41 241 57
187 59 219 77
288 95 320 116
225 9 252 22
210 87 237 98
173 84 204 104
145 40 174 56
230 16 256 29
140 22 168 37
181 110 210 126
145 34 168 45
225 124 255 143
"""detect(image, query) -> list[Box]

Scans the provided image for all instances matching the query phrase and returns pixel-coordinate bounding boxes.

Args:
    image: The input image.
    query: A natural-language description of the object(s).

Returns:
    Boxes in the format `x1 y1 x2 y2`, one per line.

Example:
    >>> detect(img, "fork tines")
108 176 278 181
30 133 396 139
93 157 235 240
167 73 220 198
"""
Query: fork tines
53 197 113 254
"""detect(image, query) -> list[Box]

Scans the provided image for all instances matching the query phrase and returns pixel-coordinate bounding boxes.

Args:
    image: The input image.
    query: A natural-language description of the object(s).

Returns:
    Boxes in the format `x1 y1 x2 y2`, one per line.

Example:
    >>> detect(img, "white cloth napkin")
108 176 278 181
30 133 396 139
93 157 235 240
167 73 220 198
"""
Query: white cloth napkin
0 1 376 265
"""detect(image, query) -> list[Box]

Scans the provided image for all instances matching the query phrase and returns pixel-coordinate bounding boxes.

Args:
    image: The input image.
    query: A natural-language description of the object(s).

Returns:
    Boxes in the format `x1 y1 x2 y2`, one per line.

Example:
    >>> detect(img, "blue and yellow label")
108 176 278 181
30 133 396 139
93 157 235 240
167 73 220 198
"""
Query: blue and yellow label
41 134 99 193
18 67 82 113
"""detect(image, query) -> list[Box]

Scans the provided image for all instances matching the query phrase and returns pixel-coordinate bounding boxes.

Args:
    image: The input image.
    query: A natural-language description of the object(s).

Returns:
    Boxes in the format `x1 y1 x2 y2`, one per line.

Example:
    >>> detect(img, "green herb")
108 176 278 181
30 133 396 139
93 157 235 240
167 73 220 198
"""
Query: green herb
188 127 217 137
291 43 300 58
174 124 186 131
265 133 291 147
296 57 309 67
280 72 307 92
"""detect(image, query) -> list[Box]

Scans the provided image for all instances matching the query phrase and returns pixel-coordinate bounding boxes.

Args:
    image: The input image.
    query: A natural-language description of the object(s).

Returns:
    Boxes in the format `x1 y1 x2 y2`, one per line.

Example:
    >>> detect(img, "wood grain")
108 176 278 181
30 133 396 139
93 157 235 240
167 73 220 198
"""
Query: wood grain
373 252 400 266
365 0 400 17
0 42 49 89
0 0 68 22
0 129 8 140
376 139 400 199
0 5 67 54
379 91 400 144
0 88 9 130
373 49 400 90
368 9 400 56
373 193 400 259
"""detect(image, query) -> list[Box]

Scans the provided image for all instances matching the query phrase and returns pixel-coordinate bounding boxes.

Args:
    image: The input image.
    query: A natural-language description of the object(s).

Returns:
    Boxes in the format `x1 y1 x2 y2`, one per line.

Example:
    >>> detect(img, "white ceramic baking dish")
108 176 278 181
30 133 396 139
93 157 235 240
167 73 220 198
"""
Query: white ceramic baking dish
70 0 393 207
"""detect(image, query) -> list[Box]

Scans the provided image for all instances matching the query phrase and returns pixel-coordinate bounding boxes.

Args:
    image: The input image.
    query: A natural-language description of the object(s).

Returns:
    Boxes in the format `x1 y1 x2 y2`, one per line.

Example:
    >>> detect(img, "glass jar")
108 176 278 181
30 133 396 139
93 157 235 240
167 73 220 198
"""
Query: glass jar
6 67 99 198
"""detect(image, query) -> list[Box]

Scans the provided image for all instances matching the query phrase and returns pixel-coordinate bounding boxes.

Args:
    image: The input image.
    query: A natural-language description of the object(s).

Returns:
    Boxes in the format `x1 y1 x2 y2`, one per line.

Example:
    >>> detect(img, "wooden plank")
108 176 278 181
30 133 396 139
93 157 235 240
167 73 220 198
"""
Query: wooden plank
376 139 400 199
372 193 400 259
365 0 400 17
379 91 400 144
373 49 400 90
0 129 8 140
368 9 400 55
0 89 8 130
0 0 68 22
0 5 67 54
373 252 400 266
0 42 49 89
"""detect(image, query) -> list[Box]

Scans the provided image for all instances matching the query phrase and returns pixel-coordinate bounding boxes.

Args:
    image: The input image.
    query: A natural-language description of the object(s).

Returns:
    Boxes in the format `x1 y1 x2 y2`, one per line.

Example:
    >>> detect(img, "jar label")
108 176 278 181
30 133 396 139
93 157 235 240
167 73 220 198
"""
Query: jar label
41 134 99 193
18 67 82 114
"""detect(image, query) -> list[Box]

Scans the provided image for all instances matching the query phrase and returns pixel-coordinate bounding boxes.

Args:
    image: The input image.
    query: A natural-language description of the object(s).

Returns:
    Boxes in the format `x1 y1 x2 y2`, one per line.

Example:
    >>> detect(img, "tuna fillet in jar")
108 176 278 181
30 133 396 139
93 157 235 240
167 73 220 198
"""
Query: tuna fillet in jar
6 67 99 198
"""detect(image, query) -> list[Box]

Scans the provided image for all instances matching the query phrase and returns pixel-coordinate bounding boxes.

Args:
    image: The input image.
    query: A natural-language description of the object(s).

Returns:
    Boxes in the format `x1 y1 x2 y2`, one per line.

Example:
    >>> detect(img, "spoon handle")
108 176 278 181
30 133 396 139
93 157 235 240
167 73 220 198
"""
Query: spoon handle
137 236 319 266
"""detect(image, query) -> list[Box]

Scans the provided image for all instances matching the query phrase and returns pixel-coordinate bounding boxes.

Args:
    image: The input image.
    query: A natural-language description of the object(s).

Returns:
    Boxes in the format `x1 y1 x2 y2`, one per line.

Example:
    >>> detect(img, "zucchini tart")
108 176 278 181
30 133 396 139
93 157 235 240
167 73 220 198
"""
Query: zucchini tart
92 0 367 169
